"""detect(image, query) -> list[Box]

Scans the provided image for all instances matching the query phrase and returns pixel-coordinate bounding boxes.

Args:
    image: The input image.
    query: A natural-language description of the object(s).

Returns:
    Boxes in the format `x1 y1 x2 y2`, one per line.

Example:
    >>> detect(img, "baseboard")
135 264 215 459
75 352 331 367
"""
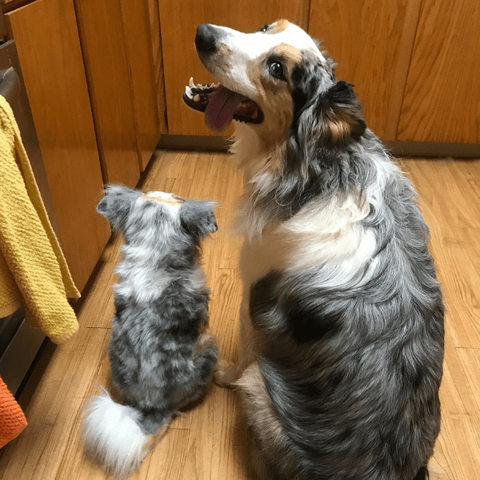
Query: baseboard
158 135 480 158
384 141 480 158
158 135 230 151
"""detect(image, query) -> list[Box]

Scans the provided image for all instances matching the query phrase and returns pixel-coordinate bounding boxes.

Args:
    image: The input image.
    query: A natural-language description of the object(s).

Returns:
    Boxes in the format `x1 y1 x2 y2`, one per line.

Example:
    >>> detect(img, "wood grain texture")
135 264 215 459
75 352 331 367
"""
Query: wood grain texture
1 151 480 479
147 0 168 137
396 0 480 143
159 0 310 136
120 0 163 172
74 0 140 186
5 0 110 291
309 0 423 141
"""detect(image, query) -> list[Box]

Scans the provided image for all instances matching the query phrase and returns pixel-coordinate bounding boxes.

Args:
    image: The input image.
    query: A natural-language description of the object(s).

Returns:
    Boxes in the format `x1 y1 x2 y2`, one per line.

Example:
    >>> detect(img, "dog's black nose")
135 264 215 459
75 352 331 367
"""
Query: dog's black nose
195 24 218 53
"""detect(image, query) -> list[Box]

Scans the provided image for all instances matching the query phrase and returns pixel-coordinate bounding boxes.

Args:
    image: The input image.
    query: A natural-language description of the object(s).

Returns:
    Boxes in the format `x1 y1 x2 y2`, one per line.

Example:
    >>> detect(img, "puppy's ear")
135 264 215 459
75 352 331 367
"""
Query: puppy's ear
180 201 218 239
97 185 140 231
313 81 367 147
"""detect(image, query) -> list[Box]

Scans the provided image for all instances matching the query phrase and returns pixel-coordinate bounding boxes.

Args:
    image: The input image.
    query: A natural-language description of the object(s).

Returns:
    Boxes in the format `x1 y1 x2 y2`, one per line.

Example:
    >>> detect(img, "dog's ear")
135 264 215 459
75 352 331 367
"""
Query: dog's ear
180 201 218 239
97 185 140 231
292 79 366 149
314 81 367 146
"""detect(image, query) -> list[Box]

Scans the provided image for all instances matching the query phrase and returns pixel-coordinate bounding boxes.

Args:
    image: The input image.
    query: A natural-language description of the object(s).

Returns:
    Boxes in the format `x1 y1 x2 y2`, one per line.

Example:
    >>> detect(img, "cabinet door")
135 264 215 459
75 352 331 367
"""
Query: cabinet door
121 0 165 171
159 0 309 137
309 0 423 141
396 0 480 143
6 0 110 292
147 0 168 140
74 0 140 186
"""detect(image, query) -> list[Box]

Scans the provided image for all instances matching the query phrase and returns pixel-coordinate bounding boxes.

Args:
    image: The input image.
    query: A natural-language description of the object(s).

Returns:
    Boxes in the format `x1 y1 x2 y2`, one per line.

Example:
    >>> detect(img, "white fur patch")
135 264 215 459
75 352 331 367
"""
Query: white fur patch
238 193 379 293
280 194 377 287
114 262 206 305
82 392 148 478
114 269 170 303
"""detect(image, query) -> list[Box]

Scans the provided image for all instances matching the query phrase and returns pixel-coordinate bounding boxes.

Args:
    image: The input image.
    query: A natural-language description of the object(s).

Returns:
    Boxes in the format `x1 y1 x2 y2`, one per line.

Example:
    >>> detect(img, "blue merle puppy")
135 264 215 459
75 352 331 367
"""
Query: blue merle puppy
82 185 219 478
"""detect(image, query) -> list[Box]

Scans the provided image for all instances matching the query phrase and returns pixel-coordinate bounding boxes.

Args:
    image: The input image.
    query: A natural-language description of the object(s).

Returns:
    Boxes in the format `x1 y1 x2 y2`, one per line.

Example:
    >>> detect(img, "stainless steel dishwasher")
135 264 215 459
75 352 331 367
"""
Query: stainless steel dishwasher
0 7 58 396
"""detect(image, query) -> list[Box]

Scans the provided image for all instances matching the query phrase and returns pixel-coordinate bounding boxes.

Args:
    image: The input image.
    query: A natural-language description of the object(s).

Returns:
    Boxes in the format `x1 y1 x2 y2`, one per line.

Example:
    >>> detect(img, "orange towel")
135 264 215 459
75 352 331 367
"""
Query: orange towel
0 376 27 448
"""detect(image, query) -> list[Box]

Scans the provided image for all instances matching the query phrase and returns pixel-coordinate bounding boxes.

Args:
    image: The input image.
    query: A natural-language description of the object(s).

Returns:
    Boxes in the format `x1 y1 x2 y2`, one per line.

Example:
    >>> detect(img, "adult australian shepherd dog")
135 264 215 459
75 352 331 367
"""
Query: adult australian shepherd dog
184 20 444 480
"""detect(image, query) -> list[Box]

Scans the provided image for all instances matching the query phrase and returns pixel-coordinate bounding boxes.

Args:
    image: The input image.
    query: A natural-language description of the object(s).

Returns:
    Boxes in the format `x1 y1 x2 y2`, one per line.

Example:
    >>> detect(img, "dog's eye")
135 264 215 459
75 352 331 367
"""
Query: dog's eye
256 24 269 33
269 61 285 80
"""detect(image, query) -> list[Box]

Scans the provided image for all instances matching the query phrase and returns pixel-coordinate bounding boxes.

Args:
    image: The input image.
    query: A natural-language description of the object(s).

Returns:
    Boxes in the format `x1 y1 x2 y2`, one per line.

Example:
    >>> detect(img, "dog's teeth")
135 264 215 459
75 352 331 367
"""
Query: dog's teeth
193 94 200 102
189 77 195 88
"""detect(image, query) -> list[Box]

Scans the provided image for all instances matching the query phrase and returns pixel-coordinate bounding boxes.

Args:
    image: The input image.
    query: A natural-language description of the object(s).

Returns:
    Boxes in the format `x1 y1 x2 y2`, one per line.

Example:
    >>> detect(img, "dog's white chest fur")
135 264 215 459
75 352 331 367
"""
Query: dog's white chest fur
239 192 378 293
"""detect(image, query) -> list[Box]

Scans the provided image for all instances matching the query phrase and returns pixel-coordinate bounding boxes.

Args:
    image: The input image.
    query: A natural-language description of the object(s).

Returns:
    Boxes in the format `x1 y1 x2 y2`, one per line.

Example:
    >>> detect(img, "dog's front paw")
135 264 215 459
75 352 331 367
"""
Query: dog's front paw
214 359 240 388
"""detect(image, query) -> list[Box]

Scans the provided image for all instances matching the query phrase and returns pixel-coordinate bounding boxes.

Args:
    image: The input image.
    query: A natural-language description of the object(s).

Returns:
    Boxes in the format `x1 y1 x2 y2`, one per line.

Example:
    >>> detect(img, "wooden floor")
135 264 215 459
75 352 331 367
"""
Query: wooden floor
1 150 479 479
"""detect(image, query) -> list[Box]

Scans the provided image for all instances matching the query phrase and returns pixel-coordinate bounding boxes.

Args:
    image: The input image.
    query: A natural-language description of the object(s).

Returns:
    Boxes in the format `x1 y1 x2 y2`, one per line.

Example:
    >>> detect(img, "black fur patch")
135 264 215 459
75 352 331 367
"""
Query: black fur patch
250 271 343 344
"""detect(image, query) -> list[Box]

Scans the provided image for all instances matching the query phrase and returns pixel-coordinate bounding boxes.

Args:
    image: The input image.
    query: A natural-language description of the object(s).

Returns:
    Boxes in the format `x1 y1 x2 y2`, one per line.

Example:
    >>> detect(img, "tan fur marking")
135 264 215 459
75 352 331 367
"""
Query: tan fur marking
246 58 295 149
141 192 184 205
328 117 352 144
268 19 290 34
274 44 303 65
236 363 286 451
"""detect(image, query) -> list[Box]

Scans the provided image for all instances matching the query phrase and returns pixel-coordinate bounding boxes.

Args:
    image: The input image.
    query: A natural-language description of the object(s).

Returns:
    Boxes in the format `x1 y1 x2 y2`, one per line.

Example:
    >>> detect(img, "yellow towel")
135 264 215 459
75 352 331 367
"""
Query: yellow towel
0 95 80 344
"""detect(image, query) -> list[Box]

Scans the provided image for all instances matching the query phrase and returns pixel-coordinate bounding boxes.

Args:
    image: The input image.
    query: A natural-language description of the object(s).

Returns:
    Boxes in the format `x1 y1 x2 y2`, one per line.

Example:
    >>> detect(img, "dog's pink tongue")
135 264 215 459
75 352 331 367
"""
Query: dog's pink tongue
204 86 243 132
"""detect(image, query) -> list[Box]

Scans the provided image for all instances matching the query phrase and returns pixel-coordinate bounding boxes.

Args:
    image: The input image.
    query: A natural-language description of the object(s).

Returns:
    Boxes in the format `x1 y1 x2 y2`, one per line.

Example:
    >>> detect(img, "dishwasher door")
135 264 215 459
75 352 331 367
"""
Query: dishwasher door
0 24 56 396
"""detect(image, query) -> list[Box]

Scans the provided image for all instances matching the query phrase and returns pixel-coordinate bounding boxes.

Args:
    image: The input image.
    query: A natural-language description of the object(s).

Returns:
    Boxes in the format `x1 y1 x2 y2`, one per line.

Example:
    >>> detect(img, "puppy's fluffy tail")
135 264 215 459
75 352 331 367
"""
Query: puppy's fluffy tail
82 391 171 478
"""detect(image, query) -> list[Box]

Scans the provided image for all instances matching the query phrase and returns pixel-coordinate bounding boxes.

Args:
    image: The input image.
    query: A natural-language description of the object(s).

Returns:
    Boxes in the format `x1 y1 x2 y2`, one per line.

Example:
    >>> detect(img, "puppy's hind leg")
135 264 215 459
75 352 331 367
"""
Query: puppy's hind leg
175 333 219 409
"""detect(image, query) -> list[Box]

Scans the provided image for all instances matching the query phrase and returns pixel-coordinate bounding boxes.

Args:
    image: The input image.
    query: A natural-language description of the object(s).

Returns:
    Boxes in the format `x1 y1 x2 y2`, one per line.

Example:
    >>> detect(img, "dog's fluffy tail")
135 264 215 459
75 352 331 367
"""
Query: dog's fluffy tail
82 391 171 478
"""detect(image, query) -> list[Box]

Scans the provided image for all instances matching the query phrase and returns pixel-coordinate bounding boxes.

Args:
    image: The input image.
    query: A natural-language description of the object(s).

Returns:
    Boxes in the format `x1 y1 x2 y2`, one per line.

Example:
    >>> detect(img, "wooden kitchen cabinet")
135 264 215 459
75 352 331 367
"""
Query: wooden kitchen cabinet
74 0 141 186
120 0 165 171
396 0 480 144
74 0 166 180
147 0 168 142
158 0 310 137
5 0 110 292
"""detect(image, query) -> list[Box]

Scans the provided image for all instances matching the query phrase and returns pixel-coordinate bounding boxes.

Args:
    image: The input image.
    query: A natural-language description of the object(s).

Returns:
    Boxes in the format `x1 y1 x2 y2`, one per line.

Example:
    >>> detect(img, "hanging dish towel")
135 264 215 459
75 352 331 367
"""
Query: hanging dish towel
0 95 80 344
0 376 27 449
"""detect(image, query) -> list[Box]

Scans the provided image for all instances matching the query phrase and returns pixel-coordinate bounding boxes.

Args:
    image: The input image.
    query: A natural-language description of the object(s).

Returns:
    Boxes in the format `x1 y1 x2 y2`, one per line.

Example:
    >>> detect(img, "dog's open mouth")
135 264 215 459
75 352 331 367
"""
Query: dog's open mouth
183 78 264 132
